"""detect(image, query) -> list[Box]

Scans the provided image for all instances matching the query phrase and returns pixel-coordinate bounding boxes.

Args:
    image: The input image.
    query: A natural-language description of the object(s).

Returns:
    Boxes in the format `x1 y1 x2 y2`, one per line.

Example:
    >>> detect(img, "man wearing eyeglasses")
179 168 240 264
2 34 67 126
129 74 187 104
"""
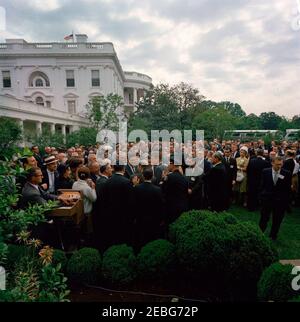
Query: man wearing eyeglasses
20 167 69 208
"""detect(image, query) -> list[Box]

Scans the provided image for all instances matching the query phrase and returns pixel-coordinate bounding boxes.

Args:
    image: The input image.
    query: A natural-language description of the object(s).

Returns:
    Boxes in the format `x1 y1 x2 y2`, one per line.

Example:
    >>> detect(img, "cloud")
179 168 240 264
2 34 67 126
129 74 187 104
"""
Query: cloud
0 0 299 117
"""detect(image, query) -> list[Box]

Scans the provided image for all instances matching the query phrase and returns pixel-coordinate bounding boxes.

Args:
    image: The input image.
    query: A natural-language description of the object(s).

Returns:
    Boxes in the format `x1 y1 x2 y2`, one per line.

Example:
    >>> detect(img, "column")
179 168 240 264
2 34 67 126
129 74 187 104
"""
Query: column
133 88 137 104
61 124 66 143
17 119 24 147
36 121 42 136
17 119 24 134
50 123 56 135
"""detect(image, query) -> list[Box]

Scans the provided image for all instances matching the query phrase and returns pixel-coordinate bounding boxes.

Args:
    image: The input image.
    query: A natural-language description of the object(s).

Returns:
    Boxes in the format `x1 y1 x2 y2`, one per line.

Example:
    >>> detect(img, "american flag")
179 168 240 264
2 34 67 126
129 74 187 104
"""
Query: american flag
64 33 73 41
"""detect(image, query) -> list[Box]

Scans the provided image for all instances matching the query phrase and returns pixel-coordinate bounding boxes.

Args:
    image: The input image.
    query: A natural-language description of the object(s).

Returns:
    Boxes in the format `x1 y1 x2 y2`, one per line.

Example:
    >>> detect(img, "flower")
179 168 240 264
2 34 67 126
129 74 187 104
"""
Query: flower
39 246 54 265
16 231 31 244
28 238 42 249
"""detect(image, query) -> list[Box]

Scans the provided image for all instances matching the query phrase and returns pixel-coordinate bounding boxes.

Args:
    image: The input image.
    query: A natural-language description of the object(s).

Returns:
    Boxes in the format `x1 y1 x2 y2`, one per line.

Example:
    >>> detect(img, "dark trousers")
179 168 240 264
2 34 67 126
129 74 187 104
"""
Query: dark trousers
247 188 260 211
259 202 286 240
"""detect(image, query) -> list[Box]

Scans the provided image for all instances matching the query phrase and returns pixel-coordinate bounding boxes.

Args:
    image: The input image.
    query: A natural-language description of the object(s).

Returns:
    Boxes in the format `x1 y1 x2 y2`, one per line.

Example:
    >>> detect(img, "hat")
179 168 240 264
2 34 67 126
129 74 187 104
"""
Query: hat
240 146 248 154
43 155 58 166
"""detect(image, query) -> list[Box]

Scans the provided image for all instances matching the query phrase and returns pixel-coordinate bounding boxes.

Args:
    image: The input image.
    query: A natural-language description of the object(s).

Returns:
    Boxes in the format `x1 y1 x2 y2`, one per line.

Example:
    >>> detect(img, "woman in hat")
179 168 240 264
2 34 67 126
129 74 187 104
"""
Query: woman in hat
234 146 249 207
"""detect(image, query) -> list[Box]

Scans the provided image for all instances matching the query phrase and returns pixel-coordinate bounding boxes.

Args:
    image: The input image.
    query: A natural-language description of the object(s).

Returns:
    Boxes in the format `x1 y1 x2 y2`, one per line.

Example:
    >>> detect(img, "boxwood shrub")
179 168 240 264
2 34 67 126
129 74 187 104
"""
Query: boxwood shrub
66 247 101 285
169 210 278 300
258 263 298 302
52 249 68 271
102 244 137 285
137 239 176 279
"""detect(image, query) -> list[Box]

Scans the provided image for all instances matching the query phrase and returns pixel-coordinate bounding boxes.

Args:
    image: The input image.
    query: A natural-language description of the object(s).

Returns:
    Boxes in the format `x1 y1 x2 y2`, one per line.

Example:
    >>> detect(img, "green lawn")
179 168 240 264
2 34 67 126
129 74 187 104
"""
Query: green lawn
229 205 300 260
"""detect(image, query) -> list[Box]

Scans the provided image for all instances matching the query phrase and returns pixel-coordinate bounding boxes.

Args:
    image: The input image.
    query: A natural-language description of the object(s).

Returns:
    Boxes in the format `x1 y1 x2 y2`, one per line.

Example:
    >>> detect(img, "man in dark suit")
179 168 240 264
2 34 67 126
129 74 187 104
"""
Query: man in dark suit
204 152 227 212
231 144 240 159
93 163 112 250
124 161 137 179
19 167 70 246
31 145 43 169
247 149 271 211
259 156 292 240
223 148 237 209
101 163 136 249
42 155 59 194
20 167 59 208
162 158 189 224
134 168 165 249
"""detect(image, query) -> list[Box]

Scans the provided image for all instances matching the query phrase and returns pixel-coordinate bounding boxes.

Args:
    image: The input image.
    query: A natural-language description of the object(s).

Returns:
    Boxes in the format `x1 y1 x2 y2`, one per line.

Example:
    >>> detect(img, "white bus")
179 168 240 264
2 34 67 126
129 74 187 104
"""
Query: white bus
223 130 281 141
285 129 300 141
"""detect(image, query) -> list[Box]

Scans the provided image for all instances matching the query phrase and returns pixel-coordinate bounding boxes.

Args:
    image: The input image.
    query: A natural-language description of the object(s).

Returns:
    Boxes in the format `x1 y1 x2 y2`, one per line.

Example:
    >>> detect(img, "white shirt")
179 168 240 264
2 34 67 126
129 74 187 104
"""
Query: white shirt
72 180 97 214
47 169 55 193
272 168 280 185
293 160 299 175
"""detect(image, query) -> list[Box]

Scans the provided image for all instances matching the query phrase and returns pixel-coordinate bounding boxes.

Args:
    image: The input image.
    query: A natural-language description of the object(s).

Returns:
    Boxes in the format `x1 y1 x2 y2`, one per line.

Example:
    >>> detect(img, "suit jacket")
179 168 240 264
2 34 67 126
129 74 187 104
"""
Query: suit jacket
162 170 189 222
283 158 295 175
124 164 137 179
20 182 57 208
260 168 292 205
34 153 43 168
135 182 165 247
247 157 271 192
152 164 166 186
232 151 240 159
101 173 135 246
224 157 237 183
42 170 59 194
204 162 227 211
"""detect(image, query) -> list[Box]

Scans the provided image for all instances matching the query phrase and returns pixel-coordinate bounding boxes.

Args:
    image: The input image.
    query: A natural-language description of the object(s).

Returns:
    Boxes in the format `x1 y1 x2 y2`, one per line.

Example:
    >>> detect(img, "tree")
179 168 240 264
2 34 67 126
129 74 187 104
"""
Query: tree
66 127 98 147
0 117 22 159
30 133 65 152
192 108 238 140
129 82 205 133
259 112 282 130
220 101 246 118
239 113 261 129
291 115 300 128
86 94 122 132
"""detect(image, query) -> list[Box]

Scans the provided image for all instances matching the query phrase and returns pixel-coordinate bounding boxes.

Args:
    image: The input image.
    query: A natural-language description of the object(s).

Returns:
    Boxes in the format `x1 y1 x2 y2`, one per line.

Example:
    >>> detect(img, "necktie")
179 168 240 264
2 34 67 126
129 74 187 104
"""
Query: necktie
274 171 279 185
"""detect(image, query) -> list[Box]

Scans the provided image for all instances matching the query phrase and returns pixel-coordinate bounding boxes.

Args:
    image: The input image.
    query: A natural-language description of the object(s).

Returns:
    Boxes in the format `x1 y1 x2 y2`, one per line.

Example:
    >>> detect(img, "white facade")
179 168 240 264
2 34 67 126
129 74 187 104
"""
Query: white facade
0 34 152 139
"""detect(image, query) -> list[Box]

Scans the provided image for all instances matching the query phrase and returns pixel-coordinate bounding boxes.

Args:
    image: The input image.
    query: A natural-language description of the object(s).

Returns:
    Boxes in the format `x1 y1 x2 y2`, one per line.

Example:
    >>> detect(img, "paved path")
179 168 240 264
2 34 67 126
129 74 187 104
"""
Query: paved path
280 260 300 266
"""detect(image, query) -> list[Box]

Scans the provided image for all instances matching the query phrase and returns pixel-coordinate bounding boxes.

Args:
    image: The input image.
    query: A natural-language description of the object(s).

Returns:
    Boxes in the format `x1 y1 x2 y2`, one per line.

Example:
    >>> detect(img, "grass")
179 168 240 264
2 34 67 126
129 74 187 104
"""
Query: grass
229 205 300 260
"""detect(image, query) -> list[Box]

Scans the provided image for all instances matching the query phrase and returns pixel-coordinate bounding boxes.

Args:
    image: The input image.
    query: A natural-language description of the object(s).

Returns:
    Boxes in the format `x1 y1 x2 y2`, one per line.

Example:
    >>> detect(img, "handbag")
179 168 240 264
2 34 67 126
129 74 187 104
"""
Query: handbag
236 170 244 183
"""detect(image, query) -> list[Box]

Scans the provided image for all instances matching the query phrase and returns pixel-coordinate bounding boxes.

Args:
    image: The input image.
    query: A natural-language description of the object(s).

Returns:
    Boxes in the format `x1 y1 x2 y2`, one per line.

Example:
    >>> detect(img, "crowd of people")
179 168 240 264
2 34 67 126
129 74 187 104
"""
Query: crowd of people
10 137 300 252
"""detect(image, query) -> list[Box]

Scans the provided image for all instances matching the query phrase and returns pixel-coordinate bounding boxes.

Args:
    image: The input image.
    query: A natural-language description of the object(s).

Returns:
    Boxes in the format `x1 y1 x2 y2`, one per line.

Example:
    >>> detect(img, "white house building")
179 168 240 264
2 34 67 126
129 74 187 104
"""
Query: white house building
0 34 152 139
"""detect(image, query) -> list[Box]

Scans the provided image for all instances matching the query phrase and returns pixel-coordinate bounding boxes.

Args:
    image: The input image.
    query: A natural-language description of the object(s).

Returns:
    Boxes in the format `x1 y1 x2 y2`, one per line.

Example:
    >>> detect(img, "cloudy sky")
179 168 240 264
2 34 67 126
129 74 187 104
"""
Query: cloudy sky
0 0 299 117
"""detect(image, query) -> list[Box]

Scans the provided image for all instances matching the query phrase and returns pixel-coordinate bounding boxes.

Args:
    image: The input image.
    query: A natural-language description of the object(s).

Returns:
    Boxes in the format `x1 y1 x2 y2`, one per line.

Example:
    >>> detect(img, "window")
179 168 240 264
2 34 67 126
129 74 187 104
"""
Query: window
91 70 100 87
35 78 43 87
46 101 51 108
68 100 76 114
129 93 133 105
29 71 50 87
66 70 75 87
2 71 11 88
35 97 44 106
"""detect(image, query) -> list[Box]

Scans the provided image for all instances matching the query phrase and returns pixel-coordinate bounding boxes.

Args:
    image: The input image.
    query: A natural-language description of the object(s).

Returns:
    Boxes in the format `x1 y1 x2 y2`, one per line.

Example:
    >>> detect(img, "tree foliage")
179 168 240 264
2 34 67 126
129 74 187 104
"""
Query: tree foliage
85 94 122 132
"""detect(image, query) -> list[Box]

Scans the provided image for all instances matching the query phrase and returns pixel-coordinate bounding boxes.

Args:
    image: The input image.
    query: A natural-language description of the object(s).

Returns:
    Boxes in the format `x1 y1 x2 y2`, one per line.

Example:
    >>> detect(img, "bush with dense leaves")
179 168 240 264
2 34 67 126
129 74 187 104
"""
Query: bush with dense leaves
52 249 68 271
6 244 28 270
102 244 137 285
137 240 176 279
67 248 101 285
257 263 298 302
169 210 279 300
